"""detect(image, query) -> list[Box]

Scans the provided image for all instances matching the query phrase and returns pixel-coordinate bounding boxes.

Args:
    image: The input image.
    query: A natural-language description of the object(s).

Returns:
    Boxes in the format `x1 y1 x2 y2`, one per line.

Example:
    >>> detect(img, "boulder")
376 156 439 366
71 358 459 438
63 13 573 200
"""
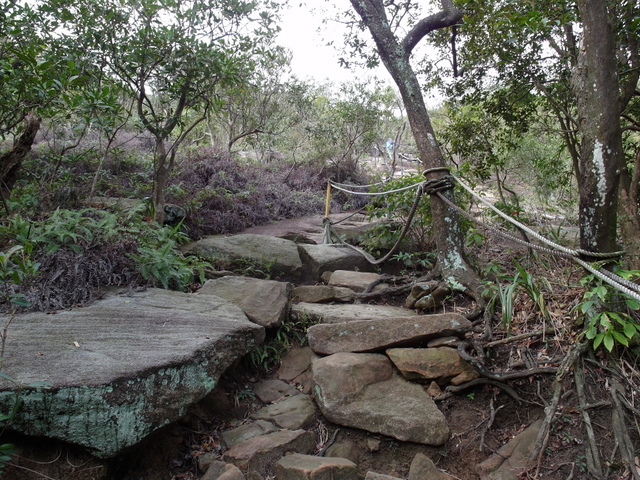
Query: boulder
223 430 317 475
273 453 358 480
386 347 480 385
163 203 187 226
291 303 419 325
327 270 387 293
0 289 264 458
291 285 354 304
197 276 291 328
184 234 303 281
307 314 472 355
297 244 373 281
312 353 449 446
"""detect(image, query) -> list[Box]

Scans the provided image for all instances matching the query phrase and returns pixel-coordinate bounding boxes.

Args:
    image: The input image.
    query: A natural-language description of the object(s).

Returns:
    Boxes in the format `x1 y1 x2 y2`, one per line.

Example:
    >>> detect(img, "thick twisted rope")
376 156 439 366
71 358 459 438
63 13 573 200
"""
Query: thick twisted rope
329 180 423 196
325 170 640 301
325 183 425 265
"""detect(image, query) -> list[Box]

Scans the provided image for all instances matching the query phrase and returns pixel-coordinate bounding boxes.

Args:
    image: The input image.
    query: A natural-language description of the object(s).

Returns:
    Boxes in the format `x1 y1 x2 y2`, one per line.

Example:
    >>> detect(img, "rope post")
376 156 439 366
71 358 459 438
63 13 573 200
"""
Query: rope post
324 181 331 218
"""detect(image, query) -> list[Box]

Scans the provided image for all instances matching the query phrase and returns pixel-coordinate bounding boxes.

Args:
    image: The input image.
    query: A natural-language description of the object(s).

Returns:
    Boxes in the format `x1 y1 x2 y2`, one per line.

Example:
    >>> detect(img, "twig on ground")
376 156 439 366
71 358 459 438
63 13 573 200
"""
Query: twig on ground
479 396 503 452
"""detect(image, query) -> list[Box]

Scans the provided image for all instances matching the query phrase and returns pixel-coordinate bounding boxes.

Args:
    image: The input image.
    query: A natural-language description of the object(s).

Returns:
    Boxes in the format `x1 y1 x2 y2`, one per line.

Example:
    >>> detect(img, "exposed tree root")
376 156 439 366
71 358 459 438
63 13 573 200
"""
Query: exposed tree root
610 378 640 480
457 340 557 381
529 341 587 477
435 377 525 404
575 357 603 479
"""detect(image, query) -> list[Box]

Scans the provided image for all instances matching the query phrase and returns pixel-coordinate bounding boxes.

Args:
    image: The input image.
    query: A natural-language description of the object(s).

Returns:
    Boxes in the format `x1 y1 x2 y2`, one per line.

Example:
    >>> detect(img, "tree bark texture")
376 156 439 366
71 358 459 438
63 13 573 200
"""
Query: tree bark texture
573 0 624 254
0 112 42 206
348 0 478 289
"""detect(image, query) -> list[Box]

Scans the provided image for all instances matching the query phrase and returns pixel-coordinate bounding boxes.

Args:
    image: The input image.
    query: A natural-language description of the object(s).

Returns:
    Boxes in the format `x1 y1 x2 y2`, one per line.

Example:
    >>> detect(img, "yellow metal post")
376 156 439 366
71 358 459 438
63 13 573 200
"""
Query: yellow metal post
324 181 331 218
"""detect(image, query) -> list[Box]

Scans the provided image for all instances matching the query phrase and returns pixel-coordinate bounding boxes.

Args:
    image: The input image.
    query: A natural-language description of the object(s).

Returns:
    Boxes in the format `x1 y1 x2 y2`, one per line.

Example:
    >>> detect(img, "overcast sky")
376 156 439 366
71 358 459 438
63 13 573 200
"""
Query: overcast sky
275 3 444 107
276 3 390 85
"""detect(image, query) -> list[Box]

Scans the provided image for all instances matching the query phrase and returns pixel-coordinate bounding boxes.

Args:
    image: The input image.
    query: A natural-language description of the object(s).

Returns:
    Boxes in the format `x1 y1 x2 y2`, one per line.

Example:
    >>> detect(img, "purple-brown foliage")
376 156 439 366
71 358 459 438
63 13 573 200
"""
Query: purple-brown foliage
169 149 370 239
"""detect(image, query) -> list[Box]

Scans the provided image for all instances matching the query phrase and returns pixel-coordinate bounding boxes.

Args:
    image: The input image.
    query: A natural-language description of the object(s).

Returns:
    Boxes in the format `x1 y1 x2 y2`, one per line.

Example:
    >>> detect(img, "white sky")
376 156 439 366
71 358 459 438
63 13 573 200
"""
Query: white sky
275 2 444 107
276 3 390 85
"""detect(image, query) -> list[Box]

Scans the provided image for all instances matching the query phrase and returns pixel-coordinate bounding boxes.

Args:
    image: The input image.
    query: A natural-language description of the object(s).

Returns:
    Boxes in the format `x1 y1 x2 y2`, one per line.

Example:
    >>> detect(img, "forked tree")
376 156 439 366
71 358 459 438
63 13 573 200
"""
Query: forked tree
348 0 485 308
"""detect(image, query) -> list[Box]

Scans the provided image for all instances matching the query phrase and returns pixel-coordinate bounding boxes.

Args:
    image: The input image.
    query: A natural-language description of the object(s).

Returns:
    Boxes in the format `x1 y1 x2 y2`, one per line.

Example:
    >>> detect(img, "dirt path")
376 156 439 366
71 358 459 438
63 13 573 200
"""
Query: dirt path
239 211 368 244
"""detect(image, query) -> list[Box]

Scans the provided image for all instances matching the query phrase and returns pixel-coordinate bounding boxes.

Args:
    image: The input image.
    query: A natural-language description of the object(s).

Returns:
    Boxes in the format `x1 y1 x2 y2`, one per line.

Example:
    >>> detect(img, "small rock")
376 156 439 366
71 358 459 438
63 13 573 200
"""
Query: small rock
277 347 318 382
405 281 438 308
291 285 354 303
327 270 388 293
251 394 317 430
366 438 381 452
253 379 300 403
222 420 278 448
414 284 451 310
163 203 186 226
196 452 219 471
202 461 245 480
408 452 455 480
324 440 360 464
427 336 460 348
273 453 358 480
223 430 317 475
426 381 443 397
364 473 403 480
386 347 479 385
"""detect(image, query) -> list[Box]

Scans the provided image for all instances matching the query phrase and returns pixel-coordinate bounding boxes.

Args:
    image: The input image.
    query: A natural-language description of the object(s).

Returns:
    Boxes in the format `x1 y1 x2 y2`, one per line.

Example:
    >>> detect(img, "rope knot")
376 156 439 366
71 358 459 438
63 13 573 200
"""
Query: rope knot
423 175 454 195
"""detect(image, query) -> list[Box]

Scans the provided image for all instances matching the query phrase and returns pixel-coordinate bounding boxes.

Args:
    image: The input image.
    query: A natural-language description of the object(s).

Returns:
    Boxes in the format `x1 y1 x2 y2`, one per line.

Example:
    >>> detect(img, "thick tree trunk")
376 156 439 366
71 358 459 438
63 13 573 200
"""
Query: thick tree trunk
349 0 481 294
0 112 42 209
573 0 624 254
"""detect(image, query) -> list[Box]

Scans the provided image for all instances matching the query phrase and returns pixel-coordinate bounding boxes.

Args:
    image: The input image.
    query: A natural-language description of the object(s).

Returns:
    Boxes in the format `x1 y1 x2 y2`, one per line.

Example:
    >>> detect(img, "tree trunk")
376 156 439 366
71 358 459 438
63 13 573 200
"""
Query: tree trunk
349 0 482 294
0 112 42 210
573 0 624 255
152 139 172 224
618 147 640 270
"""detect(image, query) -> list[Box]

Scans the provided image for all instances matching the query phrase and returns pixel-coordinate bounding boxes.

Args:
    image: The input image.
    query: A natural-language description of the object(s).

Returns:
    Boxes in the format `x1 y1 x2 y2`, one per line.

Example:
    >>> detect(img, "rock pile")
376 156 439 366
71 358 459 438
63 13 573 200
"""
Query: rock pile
2 232 542 479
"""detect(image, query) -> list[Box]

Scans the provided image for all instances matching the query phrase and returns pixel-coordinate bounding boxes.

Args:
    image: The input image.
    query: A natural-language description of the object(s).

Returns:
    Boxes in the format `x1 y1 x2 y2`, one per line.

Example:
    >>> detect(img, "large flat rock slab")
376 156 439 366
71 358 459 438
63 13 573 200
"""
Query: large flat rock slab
184 234 303 281
0 289 265 458
307 313 472 355
291 303 420 324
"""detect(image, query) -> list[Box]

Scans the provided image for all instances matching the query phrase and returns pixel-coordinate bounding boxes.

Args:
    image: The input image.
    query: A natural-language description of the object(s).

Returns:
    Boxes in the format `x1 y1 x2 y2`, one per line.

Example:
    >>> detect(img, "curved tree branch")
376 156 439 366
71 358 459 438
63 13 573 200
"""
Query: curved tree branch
402 1 463 56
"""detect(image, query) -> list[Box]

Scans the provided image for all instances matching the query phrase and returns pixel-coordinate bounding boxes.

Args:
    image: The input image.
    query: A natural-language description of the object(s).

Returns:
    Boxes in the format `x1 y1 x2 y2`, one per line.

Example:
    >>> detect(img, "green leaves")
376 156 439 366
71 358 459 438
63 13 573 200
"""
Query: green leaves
578 270 640 352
